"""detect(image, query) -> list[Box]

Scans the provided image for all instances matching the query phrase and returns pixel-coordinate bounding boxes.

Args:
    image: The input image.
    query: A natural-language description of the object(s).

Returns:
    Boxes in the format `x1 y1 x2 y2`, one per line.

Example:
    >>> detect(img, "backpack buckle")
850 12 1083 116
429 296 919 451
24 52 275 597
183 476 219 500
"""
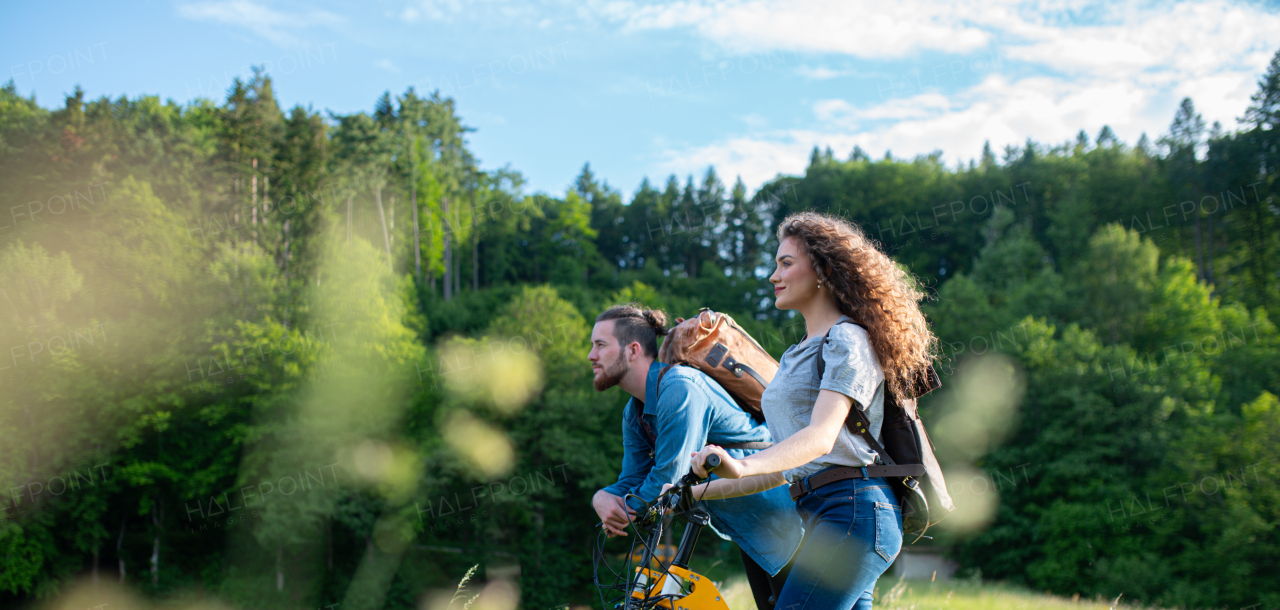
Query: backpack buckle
723 356 745 377
705 343 727 367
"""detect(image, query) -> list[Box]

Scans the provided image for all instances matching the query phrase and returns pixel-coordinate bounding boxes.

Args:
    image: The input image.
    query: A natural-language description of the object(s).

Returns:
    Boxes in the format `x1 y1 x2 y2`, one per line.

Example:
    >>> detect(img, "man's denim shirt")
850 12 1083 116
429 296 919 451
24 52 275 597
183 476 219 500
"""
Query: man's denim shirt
601 361 804 576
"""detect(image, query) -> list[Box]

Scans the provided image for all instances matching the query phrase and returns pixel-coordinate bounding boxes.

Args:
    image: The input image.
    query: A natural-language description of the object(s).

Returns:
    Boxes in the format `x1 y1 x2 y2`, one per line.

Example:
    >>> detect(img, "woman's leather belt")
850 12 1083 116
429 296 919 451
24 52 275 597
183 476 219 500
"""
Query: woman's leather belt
789 464 924 501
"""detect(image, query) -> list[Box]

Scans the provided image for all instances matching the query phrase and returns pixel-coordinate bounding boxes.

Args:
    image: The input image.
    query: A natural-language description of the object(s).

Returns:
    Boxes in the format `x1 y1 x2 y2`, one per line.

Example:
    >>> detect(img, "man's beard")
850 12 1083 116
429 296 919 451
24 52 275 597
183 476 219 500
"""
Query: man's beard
592 351 628 392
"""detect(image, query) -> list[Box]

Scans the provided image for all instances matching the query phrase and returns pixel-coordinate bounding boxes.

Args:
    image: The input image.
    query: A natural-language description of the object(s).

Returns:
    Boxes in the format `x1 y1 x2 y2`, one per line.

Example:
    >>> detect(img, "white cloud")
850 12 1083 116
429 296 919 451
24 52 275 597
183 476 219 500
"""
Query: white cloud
657 134 815 189
610 0 994 58
814 93 954 126
374 58 401 73
1007 0 1280 81
596 0 1280 82
796 66 846 80
395 0 548 23
646 0 1280 190
656 70 1215 190
177 0 343 47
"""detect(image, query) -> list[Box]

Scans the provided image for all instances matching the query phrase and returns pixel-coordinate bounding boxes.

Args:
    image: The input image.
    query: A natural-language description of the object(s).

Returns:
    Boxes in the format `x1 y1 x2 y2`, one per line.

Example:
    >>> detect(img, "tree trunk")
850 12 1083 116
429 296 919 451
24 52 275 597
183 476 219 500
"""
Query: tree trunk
93 546 100 586
326 516 333 571
1255 203 1270 306
233 207 239 277
283 217 291 328
150 499 162 586
23 404 37 473
117 516 127 584
412 182 421 283
347 196 353 244
534 508 545 566
252 158 258 228
276 543 284 591
1193 212 1204 282
443 196 452 301
427 219 435 295
376 185 393 273
283 217 290 275
1206 212 1215 289
472 197 479 291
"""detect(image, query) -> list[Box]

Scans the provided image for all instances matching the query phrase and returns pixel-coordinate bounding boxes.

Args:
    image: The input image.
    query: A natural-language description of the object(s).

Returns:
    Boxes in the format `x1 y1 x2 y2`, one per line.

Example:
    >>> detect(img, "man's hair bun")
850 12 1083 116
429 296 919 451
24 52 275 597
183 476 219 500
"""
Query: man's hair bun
643 310 669 336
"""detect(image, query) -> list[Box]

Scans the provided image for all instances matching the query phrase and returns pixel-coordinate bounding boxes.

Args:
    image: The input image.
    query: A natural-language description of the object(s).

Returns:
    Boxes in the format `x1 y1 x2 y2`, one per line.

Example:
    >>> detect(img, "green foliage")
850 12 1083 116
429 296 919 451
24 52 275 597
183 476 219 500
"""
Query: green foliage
1 52 1278 610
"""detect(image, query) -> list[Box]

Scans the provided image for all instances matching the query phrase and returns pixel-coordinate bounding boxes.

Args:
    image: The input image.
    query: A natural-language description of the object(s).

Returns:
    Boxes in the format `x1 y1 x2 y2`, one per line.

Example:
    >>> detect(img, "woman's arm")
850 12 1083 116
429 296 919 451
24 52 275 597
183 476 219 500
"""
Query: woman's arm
692 388 854 479
687 471 789 500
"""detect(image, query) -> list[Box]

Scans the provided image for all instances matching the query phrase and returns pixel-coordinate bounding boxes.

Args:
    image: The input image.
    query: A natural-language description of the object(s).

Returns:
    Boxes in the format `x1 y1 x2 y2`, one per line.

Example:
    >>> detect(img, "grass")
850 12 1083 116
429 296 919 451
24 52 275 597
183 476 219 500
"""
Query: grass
712 574 1169 610
716 574 756 609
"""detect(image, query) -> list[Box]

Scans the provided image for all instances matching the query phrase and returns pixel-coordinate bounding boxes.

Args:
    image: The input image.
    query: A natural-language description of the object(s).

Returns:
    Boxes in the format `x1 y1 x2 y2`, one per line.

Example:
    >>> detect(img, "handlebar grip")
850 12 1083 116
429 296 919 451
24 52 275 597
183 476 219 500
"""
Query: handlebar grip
705 454 721 471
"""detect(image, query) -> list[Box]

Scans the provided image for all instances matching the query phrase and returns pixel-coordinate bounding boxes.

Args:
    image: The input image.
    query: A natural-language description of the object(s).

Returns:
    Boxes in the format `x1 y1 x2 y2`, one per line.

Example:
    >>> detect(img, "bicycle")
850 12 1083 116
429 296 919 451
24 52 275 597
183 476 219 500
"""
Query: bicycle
592 455 730 610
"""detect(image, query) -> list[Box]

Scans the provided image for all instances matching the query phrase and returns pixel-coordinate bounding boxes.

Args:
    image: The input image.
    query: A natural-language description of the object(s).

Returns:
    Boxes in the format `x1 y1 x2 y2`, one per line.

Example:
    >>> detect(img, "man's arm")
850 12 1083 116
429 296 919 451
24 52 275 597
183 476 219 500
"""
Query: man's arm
595 401 651 536
601 400 652 498
626 377 712 511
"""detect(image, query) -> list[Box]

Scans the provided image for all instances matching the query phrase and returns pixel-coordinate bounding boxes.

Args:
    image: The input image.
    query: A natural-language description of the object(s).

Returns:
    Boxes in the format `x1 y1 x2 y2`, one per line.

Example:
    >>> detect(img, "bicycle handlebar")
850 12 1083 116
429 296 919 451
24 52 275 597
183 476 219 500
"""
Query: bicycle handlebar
651 453 721 518
668 453 720 494
605 453 725 532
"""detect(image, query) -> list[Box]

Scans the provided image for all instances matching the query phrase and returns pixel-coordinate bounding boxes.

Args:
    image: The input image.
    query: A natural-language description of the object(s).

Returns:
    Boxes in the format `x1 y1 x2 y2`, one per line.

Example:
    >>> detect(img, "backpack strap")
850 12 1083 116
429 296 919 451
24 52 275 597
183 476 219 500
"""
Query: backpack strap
633 364 678 447
847 394 899 466
636 410 657 447
656 361 676 391
812 320 898 466
628 365 671 448
812 320 939 470
814 319 858 381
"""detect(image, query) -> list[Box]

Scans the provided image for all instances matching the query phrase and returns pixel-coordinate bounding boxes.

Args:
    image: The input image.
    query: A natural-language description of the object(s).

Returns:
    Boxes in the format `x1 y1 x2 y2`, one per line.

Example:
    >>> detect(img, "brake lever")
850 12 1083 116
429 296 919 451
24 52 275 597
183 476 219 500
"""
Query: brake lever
672 454 722 514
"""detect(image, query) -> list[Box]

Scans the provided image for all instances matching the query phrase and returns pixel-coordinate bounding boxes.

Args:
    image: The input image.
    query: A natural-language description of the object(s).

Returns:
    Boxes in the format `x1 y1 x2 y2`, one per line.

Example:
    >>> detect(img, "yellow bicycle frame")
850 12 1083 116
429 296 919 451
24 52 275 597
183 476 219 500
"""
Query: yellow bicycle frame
628 564 729 610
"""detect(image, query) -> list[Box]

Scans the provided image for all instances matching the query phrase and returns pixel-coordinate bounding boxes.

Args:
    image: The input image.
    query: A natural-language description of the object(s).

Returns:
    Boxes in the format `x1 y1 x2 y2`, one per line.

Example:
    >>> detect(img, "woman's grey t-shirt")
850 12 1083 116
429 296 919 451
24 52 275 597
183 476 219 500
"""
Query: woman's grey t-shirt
760 315 886 483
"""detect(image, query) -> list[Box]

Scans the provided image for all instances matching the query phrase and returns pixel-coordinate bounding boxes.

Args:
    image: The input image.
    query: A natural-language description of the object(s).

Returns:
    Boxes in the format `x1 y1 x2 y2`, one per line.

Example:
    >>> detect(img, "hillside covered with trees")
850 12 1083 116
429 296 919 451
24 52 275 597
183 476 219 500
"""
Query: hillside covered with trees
1 48 1278 609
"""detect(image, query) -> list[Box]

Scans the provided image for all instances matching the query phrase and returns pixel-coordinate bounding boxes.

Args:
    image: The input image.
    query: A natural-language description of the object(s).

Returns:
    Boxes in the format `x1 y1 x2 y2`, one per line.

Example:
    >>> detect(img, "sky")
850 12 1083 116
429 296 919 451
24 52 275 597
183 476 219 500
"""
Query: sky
4 0 1280 198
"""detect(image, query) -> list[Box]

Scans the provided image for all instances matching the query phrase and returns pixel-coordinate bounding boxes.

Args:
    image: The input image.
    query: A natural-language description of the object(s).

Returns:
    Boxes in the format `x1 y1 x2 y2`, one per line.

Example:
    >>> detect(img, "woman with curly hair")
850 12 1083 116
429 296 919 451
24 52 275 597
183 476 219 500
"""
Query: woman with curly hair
686 210 939 609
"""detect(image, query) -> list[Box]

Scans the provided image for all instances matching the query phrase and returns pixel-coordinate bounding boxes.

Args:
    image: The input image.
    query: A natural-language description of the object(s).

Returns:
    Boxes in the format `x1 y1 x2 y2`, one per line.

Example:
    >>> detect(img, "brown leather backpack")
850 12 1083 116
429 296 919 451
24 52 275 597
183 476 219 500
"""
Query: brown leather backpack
657 308 778 421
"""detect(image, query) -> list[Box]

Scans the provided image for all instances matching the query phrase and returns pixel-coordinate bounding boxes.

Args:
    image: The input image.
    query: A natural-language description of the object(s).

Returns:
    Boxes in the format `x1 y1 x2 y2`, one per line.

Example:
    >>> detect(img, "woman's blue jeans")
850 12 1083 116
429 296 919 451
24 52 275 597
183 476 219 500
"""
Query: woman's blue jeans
774 473 903 610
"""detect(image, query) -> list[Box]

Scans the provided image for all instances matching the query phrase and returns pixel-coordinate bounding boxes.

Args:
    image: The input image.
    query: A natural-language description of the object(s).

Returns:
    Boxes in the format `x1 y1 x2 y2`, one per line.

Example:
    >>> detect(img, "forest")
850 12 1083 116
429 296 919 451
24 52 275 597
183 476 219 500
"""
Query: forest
0 46 1278 610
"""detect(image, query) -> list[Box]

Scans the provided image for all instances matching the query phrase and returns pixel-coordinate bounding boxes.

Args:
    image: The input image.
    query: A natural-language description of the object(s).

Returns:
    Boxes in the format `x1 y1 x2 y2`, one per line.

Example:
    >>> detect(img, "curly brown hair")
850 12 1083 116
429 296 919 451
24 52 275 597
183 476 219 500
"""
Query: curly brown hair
777 211 939 399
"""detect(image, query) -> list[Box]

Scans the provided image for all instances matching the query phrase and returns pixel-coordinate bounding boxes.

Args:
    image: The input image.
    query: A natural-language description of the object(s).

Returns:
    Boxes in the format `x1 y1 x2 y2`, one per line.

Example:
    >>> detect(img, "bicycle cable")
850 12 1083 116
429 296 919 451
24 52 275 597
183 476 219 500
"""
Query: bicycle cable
595 455 722 609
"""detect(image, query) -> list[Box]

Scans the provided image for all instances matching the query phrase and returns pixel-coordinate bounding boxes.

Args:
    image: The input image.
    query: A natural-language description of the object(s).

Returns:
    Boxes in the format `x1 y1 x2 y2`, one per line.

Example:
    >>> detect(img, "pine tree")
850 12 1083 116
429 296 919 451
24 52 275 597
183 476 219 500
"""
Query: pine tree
1096 125 1118 148
1242 48 1280 131
1161 98 1207 280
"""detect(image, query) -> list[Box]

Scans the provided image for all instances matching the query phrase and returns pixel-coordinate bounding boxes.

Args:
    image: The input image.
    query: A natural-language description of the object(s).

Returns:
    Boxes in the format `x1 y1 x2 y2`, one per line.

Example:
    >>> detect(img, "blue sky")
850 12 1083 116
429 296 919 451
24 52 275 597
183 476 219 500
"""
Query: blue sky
4 0 1279 198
